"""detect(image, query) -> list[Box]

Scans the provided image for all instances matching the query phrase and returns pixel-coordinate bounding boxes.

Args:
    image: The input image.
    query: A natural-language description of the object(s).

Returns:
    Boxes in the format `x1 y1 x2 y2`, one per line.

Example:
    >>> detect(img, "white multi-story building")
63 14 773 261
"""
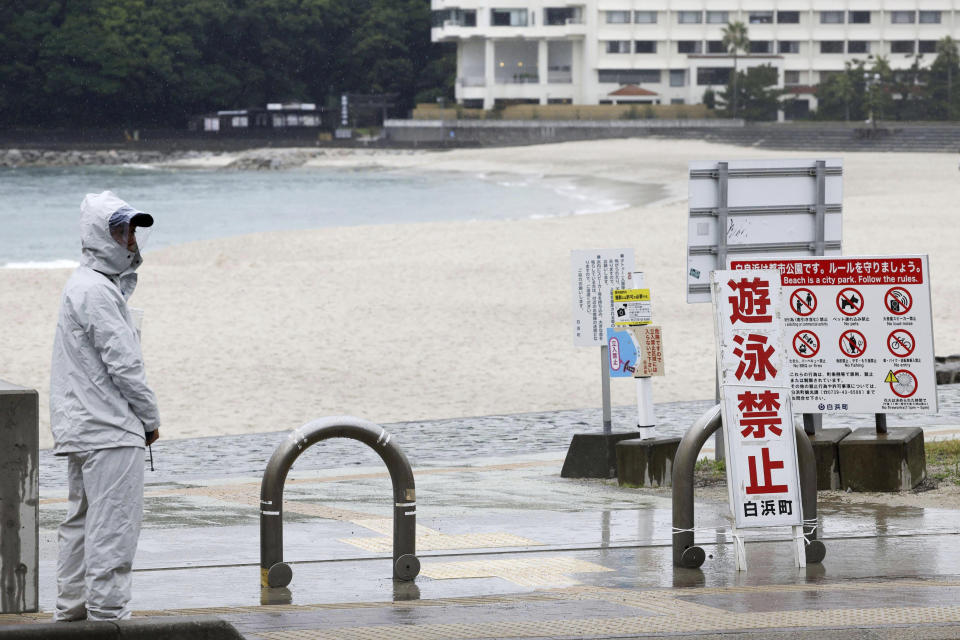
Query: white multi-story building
431 1 960 117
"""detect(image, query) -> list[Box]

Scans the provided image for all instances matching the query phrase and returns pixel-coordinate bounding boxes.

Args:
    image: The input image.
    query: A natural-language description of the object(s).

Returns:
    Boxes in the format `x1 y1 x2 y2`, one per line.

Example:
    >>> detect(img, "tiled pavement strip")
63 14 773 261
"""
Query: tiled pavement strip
7 387 960 638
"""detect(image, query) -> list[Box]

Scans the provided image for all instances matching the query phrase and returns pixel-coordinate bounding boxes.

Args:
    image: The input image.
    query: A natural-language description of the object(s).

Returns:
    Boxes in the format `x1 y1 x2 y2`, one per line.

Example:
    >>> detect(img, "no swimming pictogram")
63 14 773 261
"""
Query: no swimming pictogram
790 288 817 316
887 329 915 358
793 330 819 358
836 287 864 316
839 329 867 358
885 287 913 315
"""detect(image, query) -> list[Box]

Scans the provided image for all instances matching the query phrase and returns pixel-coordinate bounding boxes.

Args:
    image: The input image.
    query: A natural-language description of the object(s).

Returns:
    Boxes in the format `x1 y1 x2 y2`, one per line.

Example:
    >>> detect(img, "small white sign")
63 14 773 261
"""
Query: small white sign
571 249 635 347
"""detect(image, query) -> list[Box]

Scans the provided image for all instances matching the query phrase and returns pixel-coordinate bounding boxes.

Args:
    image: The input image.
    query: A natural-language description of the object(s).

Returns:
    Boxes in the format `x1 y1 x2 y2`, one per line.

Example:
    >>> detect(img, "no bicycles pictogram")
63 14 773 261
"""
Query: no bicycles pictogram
839 329 867 358
885 287 913 315
793 330 819 358
887 329 915 358
885 369 918 398
790 288 817 316
836 287 864 316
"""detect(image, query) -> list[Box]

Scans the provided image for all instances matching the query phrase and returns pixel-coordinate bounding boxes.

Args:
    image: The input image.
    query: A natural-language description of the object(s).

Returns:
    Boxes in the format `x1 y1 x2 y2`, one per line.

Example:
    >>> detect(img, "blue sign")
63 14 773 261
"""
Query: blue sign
606 328 639 378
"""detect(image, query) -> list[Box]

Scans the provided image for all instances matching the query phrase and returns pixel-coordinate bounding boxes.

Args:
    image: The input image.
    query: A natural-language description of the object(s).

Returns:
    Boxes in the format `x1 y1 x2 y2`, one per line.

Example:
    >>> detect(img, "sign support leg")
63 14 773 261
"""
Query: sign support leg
875 413 888 435
732 527 747 571
793 525 807 568
713 162 729 461
802 413 822 435
601 345 612 435
636 376 656 438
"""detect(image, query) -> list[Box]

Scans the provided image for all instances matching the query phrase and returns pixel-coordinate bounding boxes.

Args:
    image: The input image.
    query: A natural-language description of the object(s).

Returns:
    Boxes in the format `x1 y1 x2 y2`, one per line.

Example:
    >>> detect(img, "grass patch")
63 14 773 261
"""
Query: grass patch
925 440 960 486
694 457 726 487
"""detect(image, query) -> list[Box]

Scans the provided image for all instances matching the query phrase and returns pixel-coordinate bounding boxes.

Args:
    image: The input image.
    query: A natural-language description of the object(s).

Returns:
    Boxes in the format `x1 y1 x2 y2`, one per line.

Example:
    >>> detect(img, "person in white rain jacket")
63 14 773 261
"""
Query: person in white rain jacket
50 190 160 622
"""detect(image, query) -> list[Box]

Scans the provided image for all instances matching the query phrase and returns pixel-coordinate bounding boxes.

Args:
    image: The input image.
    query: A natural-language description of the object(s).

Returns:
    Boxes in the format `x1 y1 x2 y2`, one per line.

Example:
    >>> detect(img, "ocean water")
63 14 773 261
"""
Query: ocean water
0 165 664 266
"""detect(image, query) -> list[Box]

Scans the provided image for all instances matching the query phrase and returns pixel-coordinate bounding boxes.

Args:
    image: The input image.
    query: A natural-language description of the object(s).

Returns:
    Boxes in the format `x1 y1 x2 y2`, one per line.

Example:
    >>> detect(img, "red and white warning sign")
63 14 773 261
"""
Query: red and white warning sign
730 255 936 414
790 288 817 316
712 270 803 533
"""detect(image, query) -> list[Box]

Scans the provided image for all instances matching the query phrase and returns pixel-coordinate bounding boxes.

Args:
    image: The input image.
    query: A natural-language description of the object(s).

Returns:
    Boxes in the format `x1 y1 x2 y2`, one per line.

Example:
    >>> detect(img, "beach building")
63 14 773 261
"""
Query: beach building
431 1 960 117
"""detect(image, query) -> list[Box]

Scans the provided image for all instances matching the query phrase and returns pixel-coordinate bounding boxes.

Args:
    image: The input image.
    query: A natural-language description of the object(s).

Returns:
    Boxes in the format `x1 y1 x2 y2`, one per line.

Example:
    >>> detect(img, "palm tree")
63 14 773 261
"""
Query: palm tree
722 21 750 116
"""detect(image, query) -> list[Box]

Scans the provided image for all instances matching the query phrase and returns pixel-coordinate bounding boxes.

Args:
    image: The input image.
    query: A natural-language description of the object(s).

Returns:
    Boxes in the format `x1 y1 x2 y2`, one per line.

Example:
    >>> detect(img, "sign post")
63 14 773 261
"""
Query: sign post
712 270 805 570
688 158 844 457
563 250 637 478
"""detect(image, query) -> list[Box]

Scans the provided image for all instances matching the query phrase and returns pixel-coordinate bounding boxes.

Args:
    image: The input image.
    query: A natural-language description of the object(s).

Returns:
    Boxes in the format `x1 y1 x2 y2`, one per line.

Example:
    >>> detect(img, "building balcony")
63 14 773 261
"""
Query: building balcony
497 74 540 84
458 76 486 87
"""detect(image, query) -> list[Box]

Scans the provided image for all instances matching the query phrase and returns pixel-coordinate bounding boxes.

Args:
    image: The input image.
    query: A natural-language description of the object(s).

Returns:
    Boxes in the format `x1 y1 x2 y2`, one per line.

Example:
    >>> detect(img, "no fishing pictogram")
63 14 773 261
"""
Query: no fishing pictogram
885 369 918 398
793 330 820 358
836 287 864 316
839 329 867 358
885 287 913 315
887 329 915 358
790 288 817 316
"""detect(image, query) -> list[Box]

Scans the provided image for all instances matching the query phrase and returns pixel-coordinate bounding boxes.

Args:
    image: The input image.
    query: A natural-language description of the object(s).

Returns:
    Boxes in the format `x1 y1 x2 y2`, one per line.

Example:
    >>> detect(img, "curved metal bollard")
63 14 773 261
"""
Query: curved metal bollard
260 416 420 588
672 404 826 568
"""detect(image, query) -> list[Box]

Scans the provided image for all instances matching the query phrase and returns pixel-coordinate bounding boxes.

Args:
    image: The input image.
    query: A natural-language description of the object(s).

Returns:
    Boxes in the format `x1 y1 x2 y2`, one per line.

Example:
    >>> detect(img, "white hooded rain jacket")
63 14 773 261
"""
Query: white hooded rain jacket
50 191 160 454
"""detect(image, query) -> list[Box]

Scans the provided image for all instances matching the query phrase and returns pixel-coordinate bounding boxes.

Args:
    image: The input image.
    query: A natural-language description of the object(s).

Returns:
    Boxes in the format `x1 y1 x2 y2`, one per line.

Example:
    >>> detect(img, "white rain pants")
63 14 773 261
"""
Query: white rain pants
55 446 145 621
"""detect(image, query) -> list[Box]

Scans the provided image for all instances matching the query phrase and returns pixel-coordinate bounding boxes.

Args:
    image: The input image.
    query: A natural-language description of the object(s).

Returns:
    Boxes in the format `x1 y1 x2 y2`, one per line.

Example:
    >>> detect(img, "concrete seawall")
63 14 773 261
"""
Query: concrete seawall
385 119 960 153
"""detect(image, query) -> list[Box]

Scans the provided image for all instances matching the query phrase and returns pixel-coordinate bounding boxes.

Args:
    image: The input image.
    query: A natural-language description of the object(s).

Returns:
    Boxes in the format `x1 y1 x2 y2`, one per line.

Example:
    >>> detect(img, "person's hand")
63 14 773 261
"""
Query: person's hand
145 428 160 446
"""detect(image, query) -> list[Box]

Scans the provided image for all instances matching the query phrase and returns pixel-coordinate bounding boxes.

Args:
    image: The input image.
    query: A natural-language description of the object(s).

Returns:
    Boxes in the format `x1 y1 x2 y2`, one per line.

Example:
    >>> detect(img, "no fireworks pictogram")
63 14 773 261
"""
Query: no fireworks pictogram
836 287 865 316
885 287 913 315
839 329 867 358
793 330 819 358
887 329 915 358
790 288 817 316
886 369 918 398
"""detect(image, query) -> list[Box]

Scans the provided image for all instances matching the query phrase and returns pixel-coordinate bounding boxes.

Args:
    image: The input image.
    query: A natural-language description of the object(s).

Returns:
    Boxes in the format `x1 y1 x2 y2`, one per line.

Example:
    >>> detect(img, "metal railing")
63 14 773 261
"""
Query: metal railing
260 416 420 587
671 404 826 568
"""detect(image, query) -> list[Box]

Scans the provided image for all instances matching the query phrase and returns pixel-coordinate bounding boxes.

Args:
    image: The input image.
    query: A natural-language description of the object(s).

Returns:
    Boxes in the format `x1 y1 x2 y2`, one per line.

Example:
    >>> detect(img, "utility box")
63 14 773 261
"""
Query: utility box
0 380 39 613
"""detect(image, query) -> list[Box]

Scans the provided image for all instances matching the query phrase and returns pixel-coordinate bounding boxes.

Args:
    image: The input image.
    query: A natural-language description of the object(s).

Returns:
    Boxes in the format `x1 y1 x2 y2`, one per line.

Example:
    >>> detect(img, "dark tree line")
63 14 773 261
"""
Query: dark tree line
0 0 455 127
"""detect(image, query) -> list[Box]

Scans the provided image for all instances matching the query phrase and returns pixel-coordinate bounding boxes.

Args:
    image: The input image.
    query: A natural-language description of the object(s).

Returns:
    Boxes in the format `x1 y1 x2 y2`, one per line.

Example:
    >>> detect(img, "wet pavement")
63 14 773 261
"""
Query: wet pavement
5 385 960 638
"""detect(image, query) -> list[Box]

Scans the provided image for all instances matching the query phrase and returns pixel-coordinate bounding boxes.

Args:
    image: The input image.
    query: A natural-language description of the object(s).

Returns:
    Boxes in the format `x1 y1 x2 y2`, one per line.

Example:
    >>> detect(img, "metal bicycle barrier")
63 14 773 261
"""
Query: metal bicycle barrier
259 416 420 588
671 404 827 568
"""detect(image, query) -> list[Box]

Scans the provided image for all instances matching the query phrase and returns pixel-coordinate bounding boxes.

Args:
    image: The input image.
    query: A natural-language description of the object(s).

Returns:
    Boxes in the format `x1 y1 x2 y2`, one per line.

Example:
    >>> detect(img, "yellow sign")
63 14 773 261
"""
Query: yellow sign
632 324 665 377
884 370 897 383
613 288 652 327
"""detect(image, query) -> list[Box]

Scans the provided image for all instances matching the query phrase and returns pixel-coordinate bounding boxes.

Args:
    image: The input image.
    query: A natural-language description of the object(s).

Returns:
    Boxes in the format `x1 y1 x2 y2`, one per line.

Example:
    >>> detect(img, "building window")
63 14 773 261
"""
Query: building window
820 11 844 24
598 69 661 84
634 11 657 24
678 41 702 54
919 11 941 24
706 11 728 24
432 9 477 27
919 40 938 53
670 69 686 86
605 11 631 24
545 8 575 25
749 11 773 24
697 67 731 86
891 40 915 54
749 41 771 54
890 11 915 24
706 40 726 54
605 40 631 54
847 41 870 54
848 11 870 24
491 9 527 26
779 41 800 54
635 40 657 54
784 70 801 85
671 98 685 104
820 41 844 53
777 11 799 24
677 11 702 24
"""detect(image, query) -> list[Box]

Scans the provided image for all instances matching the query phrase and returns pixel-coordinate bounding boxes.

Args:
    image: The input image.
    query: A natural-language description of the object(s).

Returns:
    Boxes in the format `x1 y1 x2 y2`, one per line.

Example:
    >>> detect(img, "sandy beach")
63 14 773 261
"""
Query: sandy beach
3 138 958 450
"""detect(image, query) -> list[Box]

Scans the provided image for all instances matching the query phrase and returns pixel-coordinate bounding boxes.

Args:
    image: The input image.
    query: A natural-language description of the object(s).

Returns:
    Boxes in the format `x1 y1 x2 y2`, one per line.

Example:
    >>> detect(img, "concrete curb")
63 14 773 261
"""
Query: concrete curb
0 615 243 639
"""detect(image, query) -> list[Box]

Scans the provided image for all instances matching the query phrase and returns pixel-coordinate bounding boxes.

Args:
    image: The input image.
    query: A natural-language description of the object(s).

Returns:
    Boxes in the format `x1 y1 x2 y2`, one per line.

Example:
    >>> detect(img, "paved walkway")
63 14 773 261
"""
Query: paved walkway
4 386 960 638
